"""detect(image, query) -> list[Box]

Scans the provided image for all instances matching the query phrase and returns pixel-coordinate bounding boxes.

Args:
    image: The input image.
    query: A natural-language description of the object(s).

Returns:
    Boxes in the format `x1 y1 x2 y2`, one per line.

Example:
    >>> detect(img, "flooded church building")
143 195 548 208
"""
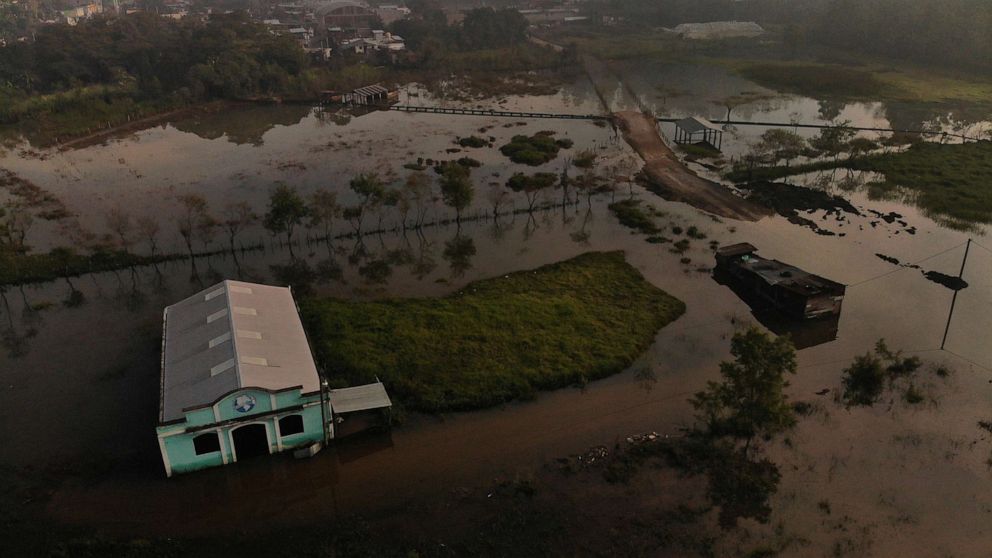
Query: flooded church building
155 280 390 477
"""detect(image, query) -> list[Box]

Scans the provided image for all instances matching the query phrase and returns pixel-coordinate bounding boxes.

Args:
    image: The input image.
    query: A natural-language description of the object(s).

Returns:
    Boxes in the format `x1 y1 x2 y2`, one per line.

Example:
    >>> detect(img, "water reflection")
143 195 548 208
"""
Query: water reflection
442 234 477 278
172 104 311 146
711 267 840 350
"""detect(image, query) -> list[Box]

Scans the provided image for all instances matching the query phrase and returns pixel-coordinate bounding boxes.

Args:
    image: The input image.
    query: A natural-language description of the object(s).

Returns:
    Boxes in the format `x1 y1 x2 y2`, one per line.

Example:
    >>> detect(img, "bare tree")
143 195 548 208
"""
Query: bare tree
406 171 433 228
136 215 160 256
486 183 510 217
308 189 341 241
175 194 212 258
105 206 133 253
222 202 257 253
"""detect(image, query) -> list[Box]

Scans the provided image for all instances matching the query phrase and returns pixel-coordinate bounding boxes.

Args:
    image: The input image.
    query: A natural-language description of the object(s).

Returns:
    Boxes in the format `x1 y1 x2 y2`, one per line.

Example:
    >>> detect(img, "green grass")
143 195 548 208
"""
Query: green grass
500 132 566 165
0 85 187 146
716 59 992 106
727 141 992 225
302 252 685 412
609 199 662 235
734 62 899 100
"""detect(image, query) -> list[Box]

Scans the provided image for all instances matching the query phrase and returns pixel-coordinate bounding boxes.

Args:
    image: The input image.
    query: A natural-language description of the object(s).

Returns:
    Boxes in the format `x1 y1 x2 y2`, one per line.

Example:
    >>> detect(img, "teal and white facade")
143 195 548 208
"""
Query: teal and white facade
156 280 330 477
157 280 392 477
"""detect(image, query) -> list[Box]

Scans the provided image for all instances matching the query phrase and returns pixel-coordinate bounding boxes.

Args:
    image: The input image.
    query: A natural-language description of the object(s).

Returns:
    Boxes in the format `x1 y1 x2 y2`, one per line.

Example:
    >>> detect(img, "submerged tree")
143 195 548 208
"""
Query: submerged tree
105 207 133 254
486 183 510 218
507 172 556 212
439 163 474 225
348 173 386 235
691 326 797 455
175 193 213 258
308 188 341 241
135 215 160 256
811 120 856 161
222 201 258 253
757 129 806 166
263 184 308 254
406 171 433 229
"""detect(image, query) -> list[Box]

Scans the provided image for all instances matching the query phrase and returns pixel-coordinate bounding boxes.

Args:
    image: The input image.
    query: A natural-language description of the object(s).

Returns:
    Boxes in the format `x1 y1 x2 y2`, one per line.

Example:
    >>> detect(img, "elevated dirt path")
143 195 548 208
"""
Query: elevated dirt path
613 111 770 221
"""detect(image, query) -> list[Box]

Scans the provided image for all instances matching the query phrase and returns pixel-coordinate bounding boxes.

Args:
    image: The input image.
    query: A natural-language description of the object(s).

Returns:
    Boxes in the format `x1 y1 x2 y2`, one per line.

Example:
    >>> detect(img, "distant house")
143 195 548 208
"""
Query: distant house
338 30 404 55
311 0 378 29
60 1 103 25
156 280 392 477
667 21 764 40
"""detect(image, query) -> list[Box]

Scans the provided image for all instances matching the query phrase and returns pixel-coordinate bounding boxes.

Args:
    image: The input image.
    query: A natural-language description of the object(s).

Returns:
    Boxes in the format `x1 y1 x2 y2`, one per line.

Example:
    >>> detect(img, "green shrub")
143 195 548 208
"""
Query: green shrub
458 135 488 148
841 353 886 406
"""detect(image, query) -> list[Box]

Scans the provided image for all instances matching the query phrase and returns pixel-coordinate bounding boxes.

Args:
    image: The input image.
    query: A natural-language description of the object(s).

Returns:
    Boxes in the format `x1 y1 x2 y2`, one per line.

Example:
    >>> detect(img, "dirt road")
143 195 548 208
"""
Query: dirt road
613 111 770 221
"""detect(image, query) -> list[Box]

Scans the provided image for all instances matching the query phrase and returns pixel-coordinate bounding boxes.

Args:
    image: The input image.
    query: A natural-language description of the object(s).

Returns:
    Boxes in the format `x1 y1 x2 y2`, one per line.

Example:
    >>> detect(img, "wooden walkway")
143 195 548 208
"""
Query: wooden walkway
389 105 976 141
389 105 608 120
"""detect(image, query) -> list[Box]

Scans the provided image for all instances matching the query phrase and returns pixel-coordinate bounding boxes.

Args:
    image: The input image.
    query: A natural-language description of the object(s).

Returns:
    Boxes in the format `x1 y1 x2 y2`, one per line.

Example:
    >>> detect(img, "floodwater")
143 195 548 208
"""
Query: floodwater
2 66 992 555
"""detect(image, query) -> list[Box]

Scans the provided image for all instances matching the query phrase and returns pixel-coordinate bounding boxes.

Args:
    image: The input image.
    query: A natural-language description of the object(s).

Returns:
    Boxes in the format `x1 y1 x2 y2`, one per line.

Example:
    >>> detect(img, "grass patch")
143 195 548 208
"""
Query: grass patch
458 135 489 148
717 57 992 105
735 62 898 100
727 141 992 224
302 252 685 412
608 199 662 235
500 132 565 166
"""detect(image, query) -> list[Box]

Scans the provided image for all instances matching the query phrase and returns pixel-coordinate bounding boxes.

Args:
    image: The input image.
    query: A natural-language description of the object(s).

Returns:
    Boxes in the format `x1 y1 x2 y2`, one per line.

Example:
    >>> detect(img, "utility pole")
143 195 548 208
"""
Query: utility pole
940 238 972 350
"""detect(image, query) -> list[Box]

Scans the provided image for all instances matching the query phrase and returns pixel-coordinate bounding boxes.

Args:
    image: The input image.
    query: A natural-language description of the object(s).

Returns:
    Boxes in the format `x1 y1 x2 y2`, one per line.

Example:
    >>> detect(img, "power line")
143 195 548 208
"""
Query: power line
847 241 967 288
968 238 992 257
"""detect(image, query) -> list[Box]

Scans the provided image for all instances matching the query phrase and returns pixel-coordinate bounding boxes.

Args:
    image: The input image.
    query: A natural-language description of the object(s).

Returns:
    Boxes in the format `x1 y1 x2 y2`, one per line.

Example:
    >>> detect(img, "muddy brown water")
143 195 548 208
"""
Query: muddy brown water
2 71 992 554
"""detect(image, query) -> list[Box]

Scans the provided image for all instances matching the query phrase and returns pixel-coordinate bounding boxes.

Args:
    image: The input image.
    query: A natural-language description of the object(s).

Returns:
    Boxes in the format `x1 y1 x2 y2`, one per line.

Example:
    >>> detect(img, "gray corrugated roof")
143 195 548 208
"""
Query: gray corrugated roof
329 382 392 414
353 84 388 96
160 281 320 423
676 116 722 134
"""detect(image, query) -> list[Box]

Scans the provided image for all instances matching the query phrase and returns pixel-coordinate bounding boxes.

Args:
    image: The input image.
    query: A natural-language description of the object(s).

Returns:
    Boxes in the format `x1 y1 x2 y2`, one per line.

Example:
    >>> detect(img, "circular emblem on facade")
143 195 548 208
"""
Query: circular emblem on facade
233 394 257 413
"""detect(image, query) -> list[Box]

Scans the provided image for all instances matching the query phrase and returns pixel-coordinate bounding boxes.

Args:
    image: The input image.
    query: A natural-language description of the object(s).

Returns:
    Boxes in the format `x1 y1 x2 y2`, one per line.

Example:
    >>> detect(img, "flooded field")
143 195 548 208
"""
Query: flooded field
2 65 992 555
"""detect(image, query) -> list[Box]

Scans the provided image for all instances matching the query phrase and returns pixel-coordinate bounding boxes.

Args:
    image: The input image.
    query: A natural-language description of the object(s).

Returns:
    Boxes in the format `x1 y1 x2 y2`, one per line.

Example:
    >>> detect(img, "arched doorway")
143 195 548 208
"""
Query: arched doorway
232 423 270 461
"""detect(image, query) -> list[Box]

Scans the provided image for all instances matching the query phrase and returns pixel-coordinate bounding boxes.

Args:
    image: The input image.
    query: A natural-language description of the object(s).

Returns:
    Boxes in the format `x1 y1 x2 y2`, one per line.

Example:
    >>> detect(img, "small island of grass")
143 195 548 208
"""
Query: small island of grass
499 131 571 165
302 252 685 412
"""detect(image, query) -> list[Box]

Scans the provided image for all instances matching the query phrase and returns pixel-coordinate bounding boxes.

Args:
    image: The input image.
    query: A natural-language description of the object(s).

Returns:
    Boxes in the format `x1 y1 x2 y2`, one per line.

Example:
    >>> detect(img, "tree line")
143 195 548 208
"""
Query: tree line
0 11 311 123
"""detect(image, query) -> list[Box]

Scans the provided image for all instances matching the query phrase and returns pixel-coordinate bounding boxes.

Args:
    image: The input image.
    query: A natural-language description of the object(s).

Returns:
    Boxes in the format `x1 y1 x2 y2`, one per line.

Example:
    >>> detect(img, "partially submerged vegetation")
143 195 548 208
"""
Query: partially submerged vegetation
609 199 662 235
500 131 572 165
302 252 685 411
729 141 992 225
841 339 934 406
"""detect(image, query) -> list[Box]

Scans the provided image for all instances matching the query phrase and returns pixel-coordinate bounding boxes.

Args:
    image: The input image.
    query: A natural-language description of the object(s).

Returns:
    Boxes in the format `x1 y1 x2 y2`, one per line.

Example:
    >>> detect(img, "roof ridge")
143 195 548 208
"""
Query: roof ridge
223 280 246 390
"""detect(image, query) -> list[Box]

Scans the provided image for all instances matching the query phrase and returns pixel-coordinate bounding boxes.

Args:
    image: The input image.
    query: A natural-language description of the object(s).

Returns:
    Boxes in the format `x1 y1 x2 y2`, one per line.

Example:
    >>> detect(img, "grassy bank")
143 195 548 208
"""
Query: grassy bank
302 251 685 411
726 141 992 224
0 86 189 146
543 26 992 107
729 60 992 106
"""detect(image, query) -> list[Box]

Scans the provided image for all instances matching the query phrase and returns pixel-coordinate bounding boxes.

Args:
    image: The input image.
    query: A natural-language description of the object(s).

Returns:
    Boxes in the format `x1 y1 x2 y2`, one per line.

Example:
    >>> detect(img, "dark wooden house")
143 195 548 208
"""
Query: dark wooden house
714 243 845 320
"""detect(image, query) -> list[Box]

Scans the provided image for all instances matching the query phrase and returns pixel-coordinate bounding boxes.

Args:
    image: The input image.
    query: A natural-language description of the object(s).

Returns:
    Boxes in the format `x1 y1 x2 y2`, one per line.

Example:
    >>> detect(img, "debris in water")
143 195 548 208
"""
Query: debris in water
922 271 968 291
